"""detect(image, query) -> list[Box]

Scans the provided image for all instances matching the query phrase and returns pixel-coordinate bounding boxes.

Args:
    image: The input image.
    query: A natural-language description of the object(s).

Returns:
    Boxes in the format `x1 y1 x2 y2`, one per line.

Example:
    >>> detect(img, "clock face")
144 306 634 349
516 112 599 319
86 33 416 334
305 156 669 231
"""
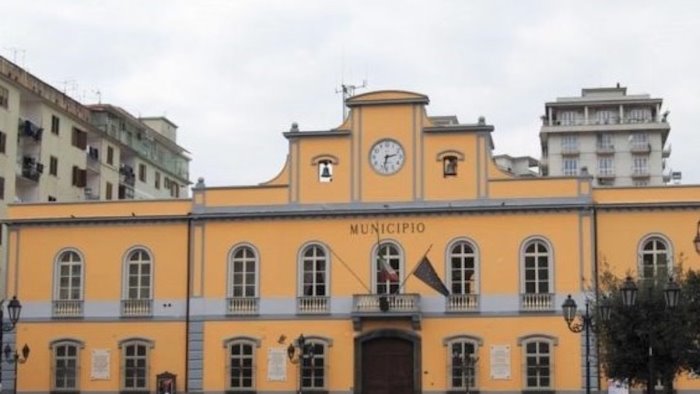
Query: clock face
370 139 405 175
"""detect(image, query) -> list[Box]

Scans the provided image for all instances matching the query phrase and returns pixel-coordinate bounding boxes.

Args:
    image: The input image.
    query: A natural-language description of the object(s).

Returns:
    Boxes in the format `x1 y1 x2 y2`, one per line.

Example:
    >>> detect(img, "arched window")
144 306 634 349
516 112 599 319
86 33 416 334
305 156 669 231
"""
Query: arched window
122 248 153 317
639 236 671 279
50 339 84 391
298 243 329 313
224 337 260 390
521 238 553 310
228 244 259 314
518 335 557 390
447 240 479 311
444 335 482 391
374 241 403 295
119 338 154 391
53 249 84 317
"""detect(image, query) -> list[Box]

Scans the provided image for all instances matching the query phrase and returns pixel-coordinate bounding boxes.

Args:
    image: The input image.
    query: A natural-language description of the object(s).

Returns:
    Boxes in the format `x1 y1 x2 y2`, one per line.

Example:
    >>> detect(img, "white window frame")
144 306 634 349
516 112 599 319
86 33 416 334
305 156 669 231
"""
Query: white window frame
560 135 578 152
520 238 553 295
54 249 84 302
597 157 614 176
50 339 84 392
596 133 614 150
298 243 329 297
444 335 482 391
372 240 404 294
632 156 649 175
299 337 332 391
119 338 154 391
519 335 557 390
446 239 479 295
638 235 672 279
224 336 261 391
123 247 153 301
562 158 579 176
228 244 259 298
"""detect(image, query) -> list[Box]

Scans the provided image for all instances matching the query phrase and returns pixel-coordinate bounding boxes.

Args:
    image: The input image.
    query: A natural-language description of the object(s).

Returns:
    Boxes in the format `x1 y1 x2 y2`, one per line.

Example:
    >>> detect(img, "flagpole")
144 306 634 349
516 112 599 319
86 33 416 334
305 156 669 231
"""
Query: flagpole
327 246 371 293
395 244 433 294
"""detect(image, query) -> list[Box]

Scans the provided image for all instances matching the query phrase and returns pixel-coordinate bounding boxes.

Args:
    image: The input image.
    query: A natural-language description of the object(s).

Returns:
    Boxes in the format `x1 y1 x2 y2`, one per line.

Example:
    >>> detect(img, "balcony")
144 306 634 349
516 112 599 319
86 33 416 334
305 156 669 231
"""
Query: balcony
631 169 650 178
597 171 615 180
18 119 43 141
520 293 554 311
297 296 330 314
596 144 615 155
353 293 420 313
119 164 135 186
121 299 152 317
53 300 83 318
630 142 651 154
560 146 579 156
446 294 479 312
20 156 43 182
227 297 259 315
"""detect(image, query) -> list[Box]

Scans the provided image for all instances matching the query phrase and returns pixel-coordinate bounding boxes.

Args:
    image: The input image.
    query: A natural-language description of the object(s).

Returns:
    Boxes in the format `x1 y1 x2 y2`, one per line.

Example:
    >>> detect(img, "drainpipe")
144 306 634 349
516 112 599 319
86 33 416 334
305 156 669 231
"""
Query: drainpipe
185 214 192 392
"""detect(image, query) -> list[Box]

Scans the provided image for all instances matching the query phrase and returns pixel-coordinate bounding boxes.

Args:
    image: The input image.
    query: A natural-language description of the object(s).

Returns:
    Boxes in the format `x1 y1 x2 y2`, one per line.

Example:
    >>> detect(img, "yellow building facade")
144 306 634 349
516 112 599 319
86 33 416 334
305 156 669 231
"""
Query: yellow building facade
4 90 700 393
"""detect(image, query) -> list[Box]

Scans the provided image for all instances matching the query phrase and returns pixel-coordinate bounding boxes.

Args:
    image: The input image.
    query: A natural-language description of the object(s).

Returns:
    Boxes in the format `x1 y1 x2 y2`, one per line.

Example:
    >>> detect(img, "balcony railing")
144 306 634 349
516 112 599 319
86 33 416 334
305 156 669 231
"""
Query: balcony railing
630 142 651 153
596 144 615 154
227 297 259 315
20 156 43 182
352 293 420 313
446 294 479 312
560 146 579 156
520 293 554 311
631 169 650 178
18 119 43 141
119 164 136 186
53 300 83 318
297 296 330 314
121 299 153 317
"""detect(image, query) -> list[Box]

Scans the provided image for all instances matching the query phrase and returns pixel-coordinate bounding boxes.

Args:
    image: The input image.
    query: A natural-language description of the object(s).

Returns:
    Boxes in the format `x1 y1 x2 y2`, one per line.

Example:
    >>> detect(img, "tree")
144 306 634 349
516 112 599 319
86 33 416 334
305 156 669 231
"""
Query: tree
597 267 700 393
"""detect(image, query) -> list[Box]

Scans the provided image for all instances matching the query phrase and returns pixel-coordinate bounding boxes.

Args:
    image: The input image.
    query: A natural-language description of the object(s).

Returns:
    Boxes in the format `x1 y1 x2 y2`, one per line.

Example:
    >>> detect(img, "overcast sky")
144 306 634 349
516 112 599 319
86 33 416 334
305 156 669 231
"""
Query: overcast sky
2 1 700 187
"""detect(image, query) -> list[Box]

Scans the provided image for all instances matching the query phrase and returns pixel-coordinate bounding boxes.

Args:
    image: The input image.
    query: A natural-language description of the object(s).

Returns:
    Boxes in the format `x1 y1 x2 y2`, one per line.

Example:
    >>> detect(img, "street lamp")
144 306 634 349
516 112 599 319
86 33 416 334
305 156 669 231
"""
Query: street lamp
0 296 22 391
287 334 314 394
3 343 29 394
620 276 681 394
561 295 611 394
693 220 700 255
452 352 479 394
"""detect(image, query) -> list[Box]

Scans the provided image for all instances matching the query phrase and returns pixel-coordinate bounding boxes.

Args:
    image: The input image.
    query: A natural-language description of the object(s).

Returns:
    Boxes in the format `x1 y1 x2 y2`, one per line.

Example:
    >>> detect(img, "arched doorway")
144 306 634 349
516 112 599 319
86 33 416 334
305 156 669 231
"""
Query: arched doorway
354 329 421 394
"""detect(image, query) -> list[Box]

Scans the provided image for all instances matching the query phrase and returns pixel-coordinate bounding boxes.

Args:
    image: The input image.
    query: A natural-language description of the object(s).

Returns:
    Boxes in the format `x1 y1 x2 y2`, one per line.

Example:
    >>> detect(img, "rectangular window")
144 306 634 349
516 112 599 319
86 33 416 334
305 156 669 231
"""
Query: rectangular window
596 133 614 150
53 343 79 390
633 156 649 175
597 157 614 176
107 145 114 165
122 343 149 390
51 115 60 135
525 341 552 389
0 85 8 109
106 182 113 200
71 127 87 150
50 156 58 176
301 343 326 390
0 177 4 200
560 135 578 154
0 131 5 154
155 172 161 189
138 164 146 183
562 158 579 176
71 166 86 187
450 341 477 391
228 342 255 389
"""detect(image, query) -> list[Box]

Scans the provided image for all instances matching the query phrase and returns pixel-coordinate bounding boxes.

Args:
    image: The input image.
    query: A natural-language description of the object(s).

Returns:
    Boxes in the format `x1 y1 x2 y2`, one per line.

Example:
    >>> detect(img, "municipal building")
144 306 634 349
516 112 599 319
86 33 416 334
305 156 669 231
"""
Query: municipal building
5 90 700 393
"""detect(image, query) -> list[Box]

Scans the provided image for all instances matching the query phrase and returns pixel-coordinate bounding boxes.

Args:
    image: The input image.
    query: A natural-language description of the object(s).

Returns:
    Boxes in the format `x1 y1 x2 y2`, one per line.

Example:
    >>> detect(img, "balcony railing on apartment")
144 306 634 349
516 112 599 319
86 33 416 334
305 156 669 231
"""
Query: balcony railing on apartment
20 156 43 182
560 146 580 156
520 293 554 311
119 164 135 186
226 297 259 315
18 119 43 141
631 168 650 178
596 144 615 154
630 142 651 154
597 171 615 179
352 294 420 313
297 296 330 314
53 300 83 318
446 294 479 312
121 299 153 317
547 115 658 127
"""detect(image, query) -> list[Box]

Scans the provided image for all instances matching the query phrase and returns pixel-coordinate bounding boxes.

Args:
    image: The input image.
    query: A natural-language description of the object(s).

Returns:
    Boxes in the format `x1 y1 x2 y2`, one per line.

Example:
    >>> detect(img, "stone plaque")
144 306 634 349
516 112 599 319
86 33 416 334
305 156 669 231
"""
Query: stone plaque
490 344 511 379
91 349 110 380
267 347 287 381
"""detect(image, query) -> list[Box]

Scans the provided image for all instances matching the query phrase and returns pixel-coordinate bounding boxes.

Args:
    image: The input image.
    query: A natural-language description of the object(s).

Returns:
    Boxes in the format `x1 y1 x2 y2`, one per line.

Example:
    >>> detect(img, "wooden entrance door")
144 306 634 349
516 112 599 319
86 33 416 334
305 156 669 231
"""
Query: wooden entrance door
361 337 415 394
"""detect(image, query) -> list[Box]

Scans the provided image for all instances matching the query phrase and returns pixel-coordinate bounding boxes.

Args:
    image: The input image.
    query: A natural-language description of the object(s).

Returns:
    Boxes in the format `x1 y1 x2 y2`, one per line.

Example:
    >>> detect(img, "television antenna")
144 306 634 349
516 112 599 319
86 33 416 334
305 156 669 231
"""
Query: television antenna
3 47 26 66
335 80 367 120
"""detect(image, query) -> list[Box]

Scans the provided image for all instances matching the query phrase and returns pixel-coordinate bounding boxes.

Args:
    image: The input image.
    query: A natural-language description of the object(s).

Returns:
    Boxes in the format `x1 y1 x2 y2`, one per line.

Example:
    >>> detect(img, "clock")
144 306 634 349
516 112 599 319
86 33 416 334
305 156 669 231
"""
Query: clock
370 139 405 175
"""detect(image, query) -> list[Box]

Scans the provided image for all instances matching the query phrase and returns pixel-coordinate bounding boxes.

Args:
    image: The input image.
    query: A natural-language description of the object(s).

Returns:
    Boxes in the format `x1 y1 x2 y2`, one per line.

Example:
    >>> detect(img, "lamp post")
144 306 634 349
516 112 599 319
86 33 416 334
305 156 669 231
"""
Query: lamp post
619 276 680 394
452 352 479 394
562 295 612 394
0 296 22 392
3 344 29 394
693 220 700 255
287 334 314 394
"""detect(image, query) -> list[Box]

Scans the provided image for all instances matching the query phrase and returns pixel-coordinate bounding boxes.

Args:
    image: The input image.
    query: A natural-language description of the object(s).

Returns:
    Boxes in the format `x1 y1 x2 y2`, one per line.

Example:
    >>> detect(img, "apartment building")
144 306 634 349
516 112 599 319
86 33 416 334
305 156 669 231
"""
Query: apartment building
539 85 677 187
5 90 700 393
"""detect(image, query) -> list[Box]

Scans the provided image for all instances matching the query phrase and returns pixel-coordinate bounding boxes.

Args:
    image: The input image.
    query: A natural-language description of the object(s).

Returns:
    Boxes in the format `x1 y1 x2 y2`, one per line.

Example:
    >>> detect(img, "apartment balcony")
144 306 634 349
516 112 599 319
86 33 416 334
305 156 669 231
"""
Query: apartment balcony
446 294 479 312
20 156 43 182
560 146 580 156
631 169 650 178
86 147 101 173
119 164 135 186
227 297 259 315
351 293 421 330
630 143 651 154
18 119 43 141
520 293 554 311
53 300 83 318
297 296 330 314
662 145 672 158
121 299 153 317
597 171 615 180
596 144 615 155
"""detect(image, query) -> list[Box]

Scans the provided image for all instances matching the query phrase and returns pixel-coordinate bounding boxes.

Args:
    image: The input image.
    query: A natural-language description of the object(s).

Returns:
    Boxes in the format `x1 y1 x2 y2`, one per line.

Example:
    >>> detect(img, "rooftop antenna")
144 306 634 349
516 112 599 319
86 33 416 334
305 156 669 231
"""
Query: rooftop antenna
336 80 367 120
3 47 26 66
93 89 102 104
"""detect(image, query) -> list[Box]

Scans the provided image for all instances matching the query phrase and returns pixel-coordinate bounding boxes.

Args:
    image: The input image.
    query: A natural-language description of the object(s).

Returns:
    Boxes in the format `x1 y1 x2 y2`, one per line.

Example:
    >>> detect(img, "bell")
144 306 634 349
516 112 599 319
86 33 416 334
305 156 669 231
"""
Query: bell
321 164 331 178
